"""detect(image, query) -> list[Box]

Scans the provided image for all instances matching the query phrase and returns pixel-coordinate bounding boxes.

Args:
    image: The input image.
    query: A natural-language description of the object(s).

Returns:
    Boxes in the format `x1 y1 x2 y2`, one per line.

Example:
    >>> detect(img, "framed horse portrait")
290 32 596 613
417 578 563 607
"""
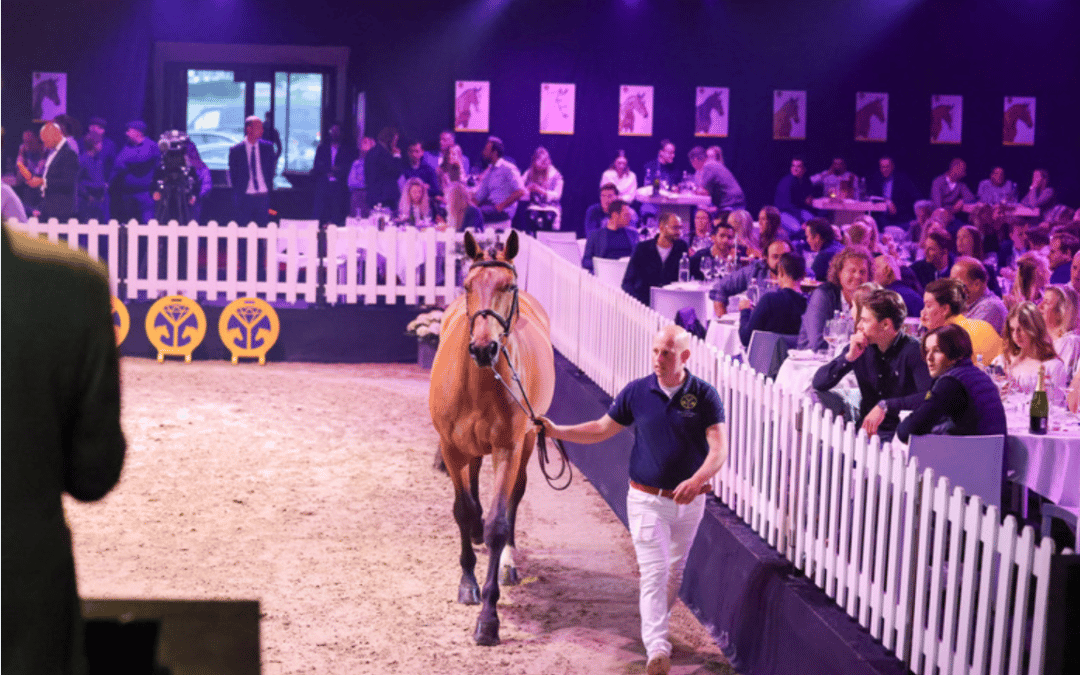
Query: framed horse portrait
32 72 67 123
772 90 806 140
540 83 575 135
618 85 653 137
694 87 730 138
855 92 888 142
454 80 490 133
930 95 963 145
1003 96 1035 146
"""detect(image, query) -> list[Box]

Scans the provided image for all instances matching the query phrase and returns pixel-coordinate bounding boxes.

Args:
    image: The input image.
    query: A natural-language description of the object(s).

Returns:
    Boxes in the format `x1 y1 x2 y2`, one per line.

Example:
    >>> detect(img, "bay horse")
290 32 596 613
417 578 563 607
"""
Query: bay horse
429 230 555 646
456 87 481 129
930 104 954 142
1003 102 1032 143
695 90 725 136
773 96 800 139
620 92 649 133
854 97 885 140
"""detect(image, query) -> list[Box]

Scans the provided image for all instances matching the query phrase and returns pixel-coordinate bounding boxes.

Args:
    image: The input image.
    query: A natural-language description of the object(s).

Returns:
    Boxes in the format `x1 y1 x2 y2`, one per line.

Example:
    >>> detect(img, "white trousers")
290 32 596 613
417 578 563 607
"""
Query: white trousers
627 486 706 660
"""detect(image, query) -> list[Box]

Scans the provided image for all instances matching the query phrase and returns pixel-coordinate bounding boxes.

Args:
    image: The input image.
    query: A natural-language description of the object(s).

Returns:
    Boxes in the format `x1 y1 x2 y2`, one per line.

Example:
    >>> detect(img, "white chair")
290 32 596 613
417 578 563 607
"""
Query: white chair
535 231 577 246
650 286 709 323
593 256 630 289
908 434 1006 510
577 238 587 258
548 239 582 266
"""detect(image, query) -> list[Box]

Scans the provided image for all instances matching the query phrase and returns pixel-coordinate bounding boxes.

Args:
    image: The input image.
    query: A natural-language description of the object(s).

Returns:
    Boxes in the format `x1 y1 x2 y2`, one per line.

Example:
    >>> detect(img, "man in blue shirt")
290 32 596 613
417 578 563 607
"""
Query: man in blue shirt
472 136 526 224
539 325 727 675
582 199 640 272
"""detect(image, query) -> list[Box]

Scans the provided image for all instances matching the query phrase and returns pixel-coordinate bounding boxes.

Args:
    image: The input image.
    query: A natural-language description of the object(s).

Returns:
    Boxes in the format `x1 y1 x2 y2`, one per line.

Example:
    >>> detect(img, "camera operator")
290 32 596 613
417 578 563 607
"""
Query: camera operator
151 131 210 224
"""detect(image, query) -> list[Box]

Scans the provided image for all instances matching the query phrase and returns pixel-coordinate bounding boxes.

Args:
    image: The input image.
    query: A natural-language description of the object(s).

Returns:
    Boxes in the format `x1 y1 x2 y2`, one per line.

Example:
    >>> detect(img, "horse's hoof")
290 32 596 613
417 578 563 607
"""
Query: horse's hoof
470 531 484 546
499 565 520 586
473 618 500 646
457 583 481 605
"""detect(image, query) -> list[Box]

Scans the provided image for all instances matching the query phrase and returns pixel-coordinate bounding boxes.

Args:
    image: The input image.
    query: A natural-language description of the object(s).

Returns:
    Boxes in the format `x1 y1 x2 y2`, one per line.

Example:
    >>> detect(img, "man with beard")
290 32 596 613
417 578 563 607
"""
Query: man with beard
711 238 793 309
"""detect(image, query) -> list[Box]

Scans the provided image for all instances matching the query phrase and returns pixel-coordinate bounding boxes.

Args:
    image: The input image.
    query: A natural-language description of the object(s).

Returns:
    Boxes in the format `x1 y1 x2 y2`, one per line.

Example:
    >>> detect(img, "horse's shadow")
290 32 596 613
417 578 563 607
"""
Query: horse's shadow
494 551 735 673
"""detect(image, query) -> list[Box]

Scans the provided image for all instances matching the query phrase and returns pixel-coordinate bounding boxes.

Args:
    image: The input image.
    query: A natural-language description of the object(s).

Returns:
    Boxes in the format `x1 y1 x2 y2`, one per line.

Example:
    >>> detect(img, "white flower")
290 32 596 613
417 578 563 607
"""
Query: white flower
416 325 431 338
429 322 442 336
406 318 420 332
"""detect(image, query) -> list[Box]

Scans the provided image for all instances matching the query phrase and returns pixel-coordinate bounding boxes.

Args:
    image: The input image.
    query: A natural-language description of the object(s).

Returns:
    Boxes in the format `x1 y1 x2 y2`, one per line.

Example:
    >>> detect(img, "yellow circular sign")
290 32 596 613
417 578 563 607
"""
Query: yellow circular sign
145 295 207 363
218 297 280 365
111 296 130 347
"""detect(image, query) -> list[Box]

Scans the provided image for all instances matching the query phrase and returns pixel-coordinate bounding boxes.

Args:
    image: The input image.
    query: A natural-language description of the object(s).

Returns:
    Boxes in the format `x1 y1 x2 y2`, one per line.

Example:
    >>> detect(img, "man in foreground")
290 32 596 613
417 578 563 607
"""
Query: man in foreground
539 325 727 675
2 226 126 672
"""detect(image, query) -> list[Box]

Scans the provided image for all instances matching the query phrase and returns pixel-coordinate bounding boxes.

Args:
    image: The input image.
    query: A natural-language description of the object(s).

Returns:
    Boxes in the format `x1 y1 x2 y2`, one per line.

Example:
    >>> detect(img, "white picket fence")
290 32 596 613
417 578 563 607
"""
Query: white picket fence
517 235 1060 675
7 218 464 306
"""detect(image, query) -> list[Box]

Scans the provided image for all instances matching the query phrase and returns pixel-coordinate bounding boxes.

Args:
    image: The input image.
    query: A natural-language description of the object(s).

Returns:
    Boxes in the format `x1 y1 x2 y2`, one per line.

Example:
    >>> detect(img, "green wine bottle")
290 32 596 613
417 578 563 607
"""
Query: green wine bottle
1029 364 1048 435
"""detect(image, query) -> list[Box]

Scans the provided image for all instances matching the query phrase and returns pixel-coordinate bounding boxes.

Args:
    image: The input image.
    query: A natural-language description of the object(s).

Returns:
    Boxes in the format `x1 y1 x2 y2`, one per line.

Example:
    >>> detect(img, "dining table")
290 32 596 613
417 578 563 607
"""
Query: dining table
811 197 888 225
635 186 712 225
961 202 1039 218
999 393 1080 507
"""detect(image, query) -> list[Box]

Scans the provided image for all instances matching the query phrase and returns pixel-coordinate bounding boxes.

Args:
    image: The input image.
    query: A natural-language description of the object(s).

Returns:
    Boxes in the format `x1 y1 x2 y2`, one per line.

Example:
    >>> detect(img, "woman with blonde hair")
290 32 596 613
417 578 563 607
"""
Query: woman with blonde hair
1039 284 1080 374
397 177 431 222
599 150 638 203
727 208 758 258
522 146 564 230
999 301 1069 401
1006 251 1050 310
444 181 483 232
438 144 466 194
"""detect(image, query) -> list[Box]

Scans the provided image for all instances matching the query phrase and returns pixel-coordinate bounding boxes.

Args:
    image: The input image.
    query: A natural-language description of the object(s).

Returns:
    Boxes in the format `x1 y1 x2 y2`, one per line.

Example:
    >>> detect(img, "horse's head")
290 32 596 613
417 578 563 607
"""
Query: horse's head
787 98 801 123
463 231 520 368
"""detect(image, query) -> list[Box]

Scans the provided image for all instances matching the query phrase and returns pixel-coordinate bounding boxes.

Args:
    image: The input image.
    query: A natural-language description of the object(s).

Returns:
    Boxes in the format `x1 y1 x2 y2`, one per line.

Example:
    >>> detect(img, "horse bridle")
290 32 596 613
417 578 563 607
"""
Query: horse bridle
463 258 572 490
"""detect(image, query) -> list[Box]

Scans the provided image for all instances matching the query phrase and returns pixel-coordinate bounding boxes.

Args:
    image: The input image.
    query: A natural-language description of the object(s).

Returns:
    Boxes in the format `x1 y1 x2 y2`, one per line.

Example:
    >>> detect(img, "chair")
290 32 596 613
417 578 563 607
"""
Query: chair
535 231 577 246
746 330 795 379
593 256 630 289
547 239 582 266
908 434 1006 510
650 286 709 323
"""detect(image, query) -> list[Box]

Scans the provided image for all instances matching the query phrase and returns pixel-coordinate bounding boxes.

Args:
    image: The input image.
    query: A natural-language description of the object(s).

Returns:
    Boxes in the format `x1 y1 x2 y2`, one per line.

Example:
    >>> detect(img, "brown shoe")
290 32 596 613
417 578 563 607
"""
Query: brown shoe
646 653 671 675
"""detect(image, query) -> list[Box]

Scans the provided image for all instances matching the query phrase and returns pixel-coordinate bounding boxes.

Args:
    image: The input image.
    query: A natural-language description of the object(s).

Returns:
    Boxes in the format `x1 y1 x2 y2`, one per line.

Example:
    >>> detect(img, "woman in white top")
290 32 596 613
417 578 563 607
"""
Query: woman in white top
999 301 1069 403
438 144 466 195
689 209 712 254
599 151 638 203
397 177 431 222
522 146 564 229
1039 284 1080 375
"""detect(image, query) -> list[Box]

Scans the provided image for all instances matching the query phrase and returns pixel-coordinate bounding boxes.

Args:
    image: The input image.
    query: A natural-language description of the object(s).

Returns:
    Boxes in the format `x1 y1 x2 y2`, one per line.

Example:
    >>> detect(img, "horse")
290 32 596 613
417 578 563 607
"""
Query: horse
429 230 555 646
773 96 800 139
930 104 954 142
620 92 648 133
1003 102 1032 144
456 87 482 129
695 90 725 136
854 97 885 140
32 77 60 122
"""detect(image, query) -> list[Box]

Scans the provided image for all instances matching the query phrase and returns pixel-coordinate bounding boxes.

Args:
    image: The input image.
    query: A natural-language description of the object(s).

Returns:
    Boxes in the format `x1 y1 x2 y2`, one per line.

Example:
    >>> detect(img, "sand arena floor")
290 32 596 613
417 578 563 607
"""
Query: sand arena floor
65 358 735 674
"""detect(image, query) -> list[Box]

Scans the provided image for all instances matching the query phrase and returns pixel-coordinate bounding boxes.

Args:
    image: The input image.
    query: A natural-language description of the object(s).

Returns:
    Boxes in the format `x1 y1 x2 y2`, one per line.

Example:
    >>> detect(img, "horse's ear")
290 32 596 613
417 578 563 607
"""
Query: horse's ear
464 231 480 260
503 231 519 262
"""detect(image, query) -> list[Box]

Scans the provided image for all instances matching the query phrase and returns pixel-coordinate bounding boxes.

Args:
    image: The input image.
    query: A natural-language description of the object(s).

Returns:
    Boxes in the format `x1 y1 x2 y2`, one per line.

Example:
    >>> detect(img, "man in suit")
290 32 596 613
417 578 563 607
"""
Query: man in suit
2 226 126 673
25 121 78 220
622 212 689 306
311 122 357 226
228 115 276 227
867 156 920 227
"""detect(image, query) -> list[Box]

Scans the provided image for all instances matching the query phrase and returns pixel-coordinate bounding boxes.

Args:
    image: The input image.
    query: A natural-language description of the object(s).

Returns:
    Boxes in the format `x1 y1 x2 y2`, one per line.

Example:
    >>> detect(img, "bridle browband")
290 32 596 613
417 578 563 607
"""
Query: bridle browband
465 259 520 342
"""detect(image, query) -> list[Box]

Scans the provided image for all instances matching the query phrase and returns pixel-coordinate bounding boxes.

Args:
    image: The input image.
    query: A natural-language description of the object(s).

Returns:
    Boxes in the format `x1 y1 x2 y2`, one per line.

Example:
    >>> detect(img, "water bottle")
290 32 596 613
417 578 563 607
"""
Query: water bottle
678 252 690 283
858 176 867 201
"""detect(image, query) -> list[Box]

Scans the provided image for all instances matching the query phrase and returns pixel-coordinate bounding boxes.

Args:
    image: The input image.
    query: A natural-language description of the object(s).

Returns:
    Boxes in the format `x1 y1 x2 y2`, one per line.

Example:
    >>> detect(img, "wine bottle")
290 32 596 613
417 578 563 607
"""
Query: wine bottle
1029 363 1048 435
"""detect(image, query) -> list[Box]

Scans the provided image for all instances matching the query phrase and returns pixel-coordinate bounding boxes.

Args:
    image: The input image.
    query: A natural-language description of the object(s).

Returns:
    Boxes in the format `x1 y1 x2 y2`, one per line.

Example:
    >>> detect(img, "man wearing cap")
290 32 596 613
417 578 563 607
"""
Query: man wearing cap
24 121 78 221
110 121 160 223
538 325 728 675
228 116 276 227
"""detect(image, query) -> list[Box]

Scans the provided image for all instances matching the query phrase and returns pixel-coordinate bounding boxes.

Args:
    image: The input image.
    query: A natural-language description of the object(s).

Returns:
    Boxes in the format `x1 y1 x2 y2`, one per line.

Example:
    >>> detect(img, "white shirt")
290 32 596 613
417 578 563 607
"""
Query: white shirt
40 143 62 193
244 139 267 195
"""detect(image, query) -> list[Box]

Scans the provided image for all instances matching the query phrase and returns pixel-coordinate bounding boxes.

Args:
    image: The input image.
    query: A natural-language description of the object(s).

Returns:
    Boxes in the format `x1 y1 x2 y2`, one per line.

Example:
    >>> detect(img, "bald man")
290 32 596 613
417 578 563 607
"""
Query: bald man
538 326 727 675
25 122 78 220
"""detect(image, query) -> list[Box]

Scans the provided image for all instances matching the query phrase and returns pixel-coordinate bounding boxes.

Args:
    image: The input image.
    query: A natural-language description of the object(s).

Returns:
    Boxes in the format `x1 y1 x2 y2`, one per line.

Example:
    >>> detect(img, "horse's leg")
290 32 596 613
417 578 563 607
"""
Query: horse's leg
474 450 514 646
500 429 535 586
469 457 484 545
445 445 482 605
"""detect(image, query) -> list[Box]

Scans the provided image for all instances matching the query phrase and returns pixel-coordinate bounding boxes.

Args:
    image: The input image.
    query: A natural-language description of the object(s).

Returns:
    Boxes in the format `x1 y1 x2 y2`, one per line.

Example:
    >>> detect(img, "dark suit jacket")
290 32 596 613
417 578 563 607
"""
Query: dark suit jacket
867 171 920 224
228 139 276 198
312 142 358 185
41 144 79 220
621 237 689 306
2 227 125 672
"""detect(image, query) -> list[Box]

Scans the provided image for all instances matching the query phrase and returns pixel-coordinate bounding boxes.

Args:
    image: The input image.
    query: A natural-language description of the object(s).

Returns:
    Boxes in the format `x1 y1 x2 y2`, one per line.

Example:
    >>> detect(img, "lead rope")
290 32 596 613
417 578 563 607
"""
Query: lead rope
490 344 573 491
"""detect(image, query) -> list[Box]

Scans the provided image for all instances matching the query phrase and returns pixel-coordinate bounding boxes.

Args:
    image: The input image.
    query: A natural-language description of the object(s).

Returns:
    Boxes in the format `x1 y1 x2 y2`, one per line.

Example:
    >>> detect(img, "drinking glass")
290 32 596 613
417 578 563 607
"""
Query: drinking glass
700 256 713 281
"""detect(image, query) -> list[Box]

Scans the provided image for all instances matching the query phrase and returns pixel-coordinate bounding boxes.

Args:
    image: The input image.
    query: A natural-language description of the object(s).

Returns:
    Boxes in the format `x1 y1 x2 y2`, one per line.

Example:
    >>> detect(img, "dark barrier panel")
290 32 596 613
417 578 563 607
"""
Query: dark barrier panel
548 352 906 675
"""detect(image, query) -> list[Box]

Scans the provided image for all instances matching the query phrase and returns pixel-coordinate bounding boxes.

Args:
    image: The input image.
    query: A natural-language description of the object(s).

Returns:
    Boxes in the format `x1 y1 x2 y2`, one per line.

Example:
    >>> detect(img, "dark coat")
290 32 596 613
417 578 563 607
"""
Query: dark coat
621 237 689 306
2 227 126 673
867 170 920 224
228 139 277 198
40 144 79 220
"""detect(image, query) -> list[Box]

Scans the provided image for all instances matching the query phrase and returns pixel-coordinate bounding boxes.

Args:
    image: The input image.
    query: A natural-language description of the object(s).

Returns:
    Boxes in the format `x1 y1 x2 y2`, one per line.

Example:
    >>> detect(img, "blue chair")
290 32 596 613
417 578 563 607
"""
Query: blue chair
746 330 796 379
908 434 1006 510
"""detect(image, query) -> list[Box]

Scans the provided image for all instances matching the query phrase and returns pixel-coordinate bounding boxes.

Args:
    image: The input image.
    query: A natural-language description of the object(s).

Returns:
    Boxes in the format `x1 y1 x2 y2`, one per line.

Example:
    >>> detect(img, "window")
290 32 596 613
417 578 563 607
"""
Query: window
186 70 245 170
274 72 323 175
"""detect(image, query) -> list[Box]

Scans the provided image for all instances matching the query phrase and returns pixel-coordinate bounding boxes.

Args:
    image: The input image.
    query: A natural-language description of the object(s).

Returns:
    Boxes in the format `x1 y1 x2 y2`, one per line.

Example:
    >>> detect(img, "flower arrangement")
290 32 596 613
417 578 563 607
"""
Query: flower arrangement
406 309 444 345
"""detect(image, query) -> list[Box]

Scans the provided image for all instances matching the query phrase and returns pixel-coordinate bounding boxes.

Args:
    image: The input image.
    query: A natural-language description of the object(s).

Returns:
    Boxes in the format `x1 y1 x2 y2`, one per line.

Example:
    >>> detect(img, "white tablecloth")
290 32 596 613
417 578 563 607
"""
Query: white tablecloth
774 350 861 416
705 313 742 357
1001 396 1080 507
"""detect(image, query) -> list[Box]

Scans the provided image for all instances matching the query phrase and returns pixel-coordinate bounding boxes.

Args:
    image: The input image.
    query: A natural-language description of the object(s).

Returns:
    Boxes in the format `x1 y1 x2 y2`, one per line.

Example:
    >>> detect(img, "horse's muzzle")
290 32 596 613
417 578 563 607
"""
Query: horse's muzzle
468 341 500 368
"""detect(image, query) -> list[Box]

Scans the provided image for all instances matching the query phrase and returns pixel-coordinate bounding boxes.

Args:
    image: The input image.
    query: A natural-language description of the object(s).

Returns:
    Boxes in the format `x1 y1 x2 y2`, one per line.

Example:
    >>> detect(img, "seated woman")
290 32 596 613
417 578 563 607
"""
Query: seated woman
599 151 638 203
522 146 564 231
689 209 713 254
921 277 1003 365
738 252 808 347
438 144 466 195
844 217 883 255
728 208 759 259
398 177 432 223
1005 251 1050 311
895 324 1007 443
758 206 783 256
444 182 483 232
797 245 872 351
1040 284 1080 375
998 301 1070 403
1020 169 1056 221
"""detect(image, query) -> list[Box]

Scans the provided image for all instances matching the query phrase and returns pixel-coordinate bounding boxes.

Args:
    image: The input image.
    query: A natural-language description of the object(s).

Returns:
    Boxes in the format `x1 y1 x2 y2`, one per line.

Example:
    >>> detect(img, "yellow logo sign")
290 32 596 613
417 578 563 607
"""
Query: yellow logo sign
218 297 280 365
111 296 130 347
145 295 206 362
680 393 698 410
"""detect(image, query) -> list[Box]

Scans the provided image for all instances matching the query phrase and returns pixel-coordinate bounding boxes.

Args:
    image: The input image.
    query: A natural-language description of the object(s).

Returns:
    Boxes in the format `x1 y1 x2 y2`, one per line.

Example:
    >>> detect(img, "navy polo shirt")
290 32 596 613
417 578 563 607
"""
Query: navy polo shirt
607 369 725 491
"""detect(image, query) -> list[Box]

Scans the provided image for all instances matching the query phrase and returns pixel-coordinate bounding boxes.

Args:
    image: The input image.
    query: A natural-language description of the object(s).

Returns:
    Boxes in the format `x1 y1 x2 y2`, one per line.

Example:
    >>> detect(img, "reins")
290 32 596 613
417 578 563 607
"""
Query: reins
466 259 573 491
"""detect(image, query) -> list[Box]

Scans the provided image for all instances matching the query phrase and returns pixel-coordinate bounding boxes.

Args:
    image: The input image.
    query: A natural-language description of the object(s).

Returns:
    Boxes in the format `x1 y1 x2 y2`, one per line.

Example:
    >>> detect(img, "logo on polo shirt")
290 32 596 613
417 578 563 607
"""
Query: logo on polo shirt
680 393 698 410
